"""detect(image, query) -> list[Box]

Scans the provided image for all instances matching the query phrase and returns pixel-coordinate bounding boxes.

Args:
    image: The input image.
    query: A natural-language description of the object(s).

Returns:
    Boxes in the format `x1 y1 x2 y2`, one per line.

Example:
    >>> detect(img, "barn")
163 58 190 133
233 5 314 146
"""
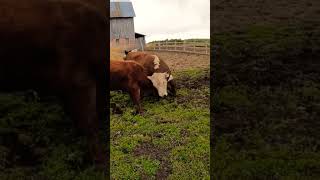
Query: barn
110 1 146 50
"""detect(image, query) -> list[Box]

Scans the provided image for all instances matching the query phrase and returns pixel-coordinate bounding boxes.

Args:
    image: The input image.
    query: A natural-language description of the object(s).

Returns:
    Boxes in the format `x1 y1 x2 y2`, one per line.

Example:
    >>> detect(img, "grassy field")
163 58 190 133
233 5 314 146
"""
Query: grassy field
110 51 210 179
0 94 106 179
212 0 320 178
212 23 320 179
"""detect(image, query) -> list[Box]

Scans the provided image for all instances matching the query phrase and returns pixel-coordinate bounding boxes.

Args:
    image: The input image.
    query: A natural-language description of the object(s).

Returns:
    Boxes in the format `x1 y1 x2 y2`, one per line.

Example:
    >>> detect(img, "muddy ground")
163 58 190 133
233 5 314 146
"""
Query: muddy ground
213 0 320 33
146 51 210 71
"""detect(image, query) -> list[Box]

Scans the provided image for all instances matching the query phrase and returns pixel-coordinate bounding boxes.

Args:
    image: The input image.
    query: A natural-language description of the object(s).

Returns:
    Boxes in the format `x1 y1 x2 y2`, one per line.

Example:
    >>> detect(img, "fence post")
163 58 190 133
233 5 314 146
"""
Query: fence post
166 40 168 51
183 40 185 52
174 41 177 51
193 41 196 52
205 44 208 55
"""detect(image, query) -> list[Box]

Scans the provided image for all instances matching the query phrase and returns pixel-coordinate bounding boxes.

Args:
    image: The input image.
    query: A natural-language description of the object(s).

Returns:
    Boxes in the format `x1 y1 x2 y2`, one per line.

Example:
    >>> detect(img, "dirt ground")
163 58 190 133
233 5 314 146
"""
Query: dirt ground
146 51 210 71
213 0 320 33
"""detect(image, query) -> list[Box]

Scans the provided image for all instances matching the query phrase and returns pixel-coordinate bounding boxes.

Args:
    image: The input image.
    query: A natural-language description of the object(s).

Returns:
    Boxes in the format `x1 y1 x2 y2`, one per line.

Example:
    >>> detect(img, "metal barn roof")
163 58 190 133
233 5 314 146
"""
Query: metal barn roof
135 33 145 38
110 1 136 18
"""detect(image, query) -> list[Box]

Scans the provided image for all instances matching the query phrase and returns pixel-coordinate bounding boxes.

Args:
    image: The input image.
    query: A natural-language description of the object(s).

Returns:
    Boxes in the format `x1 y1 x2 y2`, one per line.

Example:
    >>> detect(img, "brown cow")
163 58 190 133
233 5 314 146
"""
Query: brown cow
123 50 176 97
110 60 152 114
0 0 107 170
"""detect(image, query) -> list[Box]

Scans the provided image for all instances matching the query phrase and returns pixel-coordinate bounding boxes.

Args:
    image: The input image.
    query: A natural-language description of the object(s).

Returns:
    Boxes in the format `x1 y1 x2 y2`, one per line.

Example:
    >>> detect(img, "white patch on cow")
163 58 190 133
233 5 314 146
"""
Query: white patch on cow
147 72 170 97
131 49 138 52
168 74 174 81
152 55 160 70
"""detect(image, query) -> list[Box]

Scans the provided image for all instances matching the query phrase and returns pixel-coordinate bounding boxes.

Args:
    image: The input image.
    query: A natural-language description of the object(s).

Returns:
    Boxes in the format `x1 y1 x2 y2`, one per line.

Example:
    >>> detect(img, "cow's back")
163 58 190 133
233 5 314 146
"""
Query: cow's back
125 52 171 75
110 60 149 90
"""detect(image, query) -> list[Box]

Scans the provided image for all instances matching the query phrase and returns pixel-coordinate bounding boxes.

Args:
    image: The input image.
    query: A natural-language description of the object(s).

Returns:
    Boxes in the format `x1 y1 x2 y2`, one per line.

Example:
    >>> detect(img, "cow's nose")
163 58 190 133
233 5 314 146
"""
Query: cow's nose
159 93 167 97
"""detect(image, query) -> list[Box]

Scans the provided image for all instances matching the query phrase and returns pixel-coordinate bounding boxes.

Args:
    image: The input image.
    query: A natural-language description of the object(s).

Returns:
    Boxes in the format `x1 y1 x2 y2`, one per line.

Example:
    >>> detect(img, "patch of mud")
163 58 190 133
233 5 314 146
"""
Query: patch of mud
133 142 172 179
180 129 189 137
175 74 210 108
213 0 320 33
176 75 210 89
110 103 123 114
176 91 210 109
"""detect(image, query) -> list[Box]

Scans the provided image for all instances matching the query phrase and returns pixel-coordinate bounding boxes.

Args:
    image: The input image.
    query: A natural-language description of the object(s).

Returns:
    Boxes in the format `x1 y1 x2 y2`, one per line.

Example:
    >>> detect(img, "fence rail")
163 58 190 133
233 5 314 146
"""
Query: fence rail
146 40 210 55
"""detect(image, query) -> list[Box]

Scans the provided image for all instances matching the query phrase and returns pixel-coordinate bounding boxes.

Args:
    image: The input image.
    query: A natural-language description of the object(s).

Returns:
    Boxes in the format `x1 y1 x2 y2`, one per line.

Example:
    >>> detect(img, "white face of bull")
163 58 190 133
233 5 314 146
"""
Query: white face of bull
147 72 173 97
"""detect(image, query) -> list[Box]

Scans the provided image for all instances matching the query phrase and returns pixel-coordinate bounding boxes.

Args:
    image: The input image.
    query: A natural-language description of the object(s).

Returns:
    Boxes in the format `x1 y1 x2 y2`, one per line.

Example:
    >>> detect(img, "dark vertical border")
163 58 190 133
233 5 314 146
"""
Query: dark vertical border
106 0 110 177
96 0 110 177
105 0 110 177
210 0 214 178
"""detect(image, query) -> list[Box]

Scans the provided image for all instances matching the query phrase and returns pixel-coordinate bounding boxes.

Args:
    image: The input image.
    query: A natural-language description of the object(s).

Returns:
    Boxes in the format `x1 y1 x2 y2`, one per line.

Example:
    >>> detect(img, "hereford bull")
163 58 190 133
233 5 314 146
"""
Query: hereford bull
123 50 176 97
110 60 152 114
0 0 107 170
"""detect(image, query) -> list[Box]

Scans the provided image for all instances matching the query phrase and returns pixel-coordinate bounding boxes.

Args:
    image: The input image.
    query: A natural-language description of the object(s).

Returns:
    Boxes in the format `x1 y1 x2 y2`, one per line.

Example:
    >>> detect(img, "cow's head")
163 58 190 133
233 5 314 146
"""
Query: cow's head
123 49 138 59
147 72 174 97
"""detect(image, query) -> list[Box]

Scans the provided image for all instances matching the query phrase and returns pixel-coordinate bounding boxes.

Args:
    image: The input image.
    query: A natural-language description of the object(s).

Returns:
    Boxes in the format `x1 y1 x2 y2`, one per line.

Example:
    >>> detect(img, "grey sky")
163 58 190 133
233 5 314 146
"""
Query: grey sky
127 0 210 42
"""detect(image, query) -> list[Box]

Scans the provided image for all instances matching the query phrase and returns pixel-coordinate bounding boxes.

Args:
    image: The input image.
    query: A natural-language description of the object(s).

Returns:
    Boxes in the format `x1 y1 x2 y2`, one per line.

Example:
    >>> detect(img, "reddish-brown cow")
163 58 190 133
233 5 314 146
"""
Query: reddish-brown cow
123 50 176 97
110 60 152 114
0 0 107 170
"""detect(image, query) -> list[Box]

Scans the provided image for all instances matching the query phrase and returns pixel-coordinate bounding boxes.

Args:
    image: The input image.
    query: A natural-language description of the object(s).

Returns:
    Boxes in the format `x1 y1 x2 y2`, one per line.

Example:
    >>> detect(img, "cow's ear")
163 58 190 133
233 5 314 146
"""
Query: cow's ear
124 50 129 55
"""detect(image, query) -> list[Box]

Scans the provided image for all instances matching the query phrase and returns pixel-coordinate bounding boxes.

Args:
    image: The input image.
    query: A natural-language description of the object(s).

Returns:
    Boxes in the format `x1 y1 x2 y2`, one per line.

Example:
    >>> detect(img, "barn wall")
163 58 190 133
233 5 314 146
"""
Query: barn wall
110 38 136 50
135 37 146 50
110 18 135 40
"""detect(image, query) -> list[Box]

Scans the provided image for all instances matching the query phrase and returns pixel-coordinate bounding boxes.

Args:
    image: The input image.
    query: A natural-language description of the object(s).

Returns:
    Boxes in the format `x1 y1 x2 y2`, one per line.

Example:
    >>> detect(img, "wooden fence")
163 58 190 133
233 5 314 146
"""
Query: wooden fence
146 40 210 55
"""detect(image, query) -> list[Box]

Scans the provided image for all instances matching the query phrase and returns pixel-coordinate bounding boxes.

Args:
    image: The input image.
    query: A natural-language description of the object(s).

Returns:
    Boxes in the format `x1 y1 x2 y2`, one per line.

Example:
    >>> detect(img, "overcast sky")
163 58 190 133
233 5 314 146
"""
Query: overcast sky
113 0 210 43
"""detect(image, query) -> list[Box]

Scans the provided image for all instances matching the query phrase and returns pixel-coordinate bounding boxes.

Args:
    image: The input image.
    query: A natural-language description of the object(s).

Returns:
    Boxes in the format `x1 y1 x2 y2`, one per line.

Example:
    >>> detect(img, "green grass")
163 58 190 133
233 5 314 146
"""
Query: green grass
213 23 320 178
110 68 210 179
0 93 106 179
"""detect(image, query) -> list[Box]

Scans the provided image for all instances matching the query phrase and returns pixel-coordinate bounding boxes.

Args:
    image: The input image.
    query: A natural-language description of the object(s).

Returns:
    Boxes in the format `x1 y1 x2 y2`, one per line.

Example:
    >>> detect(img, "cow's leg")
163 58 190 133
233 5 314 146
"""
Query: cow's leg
66 84 106 171
128 85 143 114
